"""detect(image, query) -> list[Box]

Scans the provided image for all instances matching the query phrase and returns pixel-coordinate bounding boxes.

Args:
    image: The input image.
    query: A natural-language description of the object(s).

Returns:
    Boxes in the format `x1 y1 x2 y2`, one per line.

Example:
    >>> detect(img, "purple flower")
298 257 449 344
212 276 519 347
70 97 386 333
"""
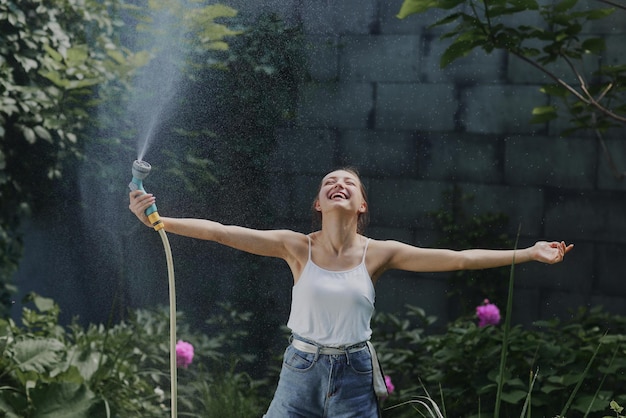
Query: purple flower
476 299 500 327
176 340 194 368
385 375 395 394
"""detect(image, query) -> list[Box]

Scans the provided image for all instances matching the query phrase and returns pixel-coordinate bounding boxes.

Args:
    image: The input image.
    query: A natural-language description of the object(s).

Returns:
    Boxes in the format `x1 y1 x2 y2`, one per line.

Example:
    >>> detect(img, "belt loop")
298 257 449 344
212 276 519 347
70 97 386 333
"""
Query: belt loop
314 346 320 362
345 348 350 366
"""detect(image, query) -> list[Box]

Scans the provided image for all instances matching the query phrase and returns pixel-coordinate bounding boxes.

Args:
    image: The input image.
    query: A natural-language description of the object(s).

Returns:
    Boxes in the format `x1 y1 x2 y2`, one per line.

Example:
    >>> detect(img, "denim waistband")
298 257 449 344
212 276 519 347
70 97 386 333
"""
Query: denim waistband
291 338 367 355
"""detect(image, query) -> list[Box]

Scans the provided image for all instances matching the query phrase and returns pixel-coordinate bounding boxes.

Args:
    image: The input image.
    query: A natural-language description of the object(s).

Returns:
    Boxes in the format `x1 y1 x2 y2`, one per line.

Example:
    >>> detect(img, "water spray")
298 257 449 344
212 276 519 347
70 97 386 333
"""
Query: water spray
129 160 178 418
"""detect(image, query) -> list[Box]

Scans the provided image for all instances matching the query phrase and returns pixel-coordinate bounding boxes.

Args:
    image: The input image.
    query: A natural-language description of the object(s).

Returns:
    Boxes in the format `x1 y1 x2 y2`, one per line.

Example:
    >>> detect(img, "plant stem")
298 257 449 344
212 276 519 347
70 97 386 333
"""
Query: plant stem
494 225 521 418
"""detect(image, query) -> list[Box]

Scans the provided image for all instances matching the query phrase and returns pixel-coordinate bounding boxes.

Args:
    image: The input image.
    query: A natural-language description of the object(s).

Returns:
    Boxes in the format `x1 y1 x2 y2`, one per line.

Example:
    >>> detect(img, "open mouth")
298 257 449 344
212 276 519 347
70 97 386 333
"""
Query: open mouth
330 191 348 200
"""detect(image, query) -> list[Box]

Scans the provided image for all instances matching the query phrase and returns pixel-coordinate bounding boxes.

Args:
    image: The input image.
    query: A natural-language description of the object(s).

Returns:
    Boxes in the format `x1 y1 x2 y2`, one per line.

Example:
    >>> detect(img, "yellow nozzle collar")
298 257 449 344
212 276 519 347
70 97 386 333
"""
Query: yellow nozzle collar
148 212 165 231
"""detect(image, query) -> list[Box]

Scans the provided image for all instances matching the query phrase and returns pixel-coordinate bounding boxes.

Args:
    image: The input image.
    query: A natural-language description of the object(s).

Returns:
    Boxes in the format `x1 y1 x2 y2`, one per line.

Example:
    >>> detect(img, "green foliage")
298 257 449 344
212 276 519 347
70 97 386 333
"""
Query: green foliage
396 0 626 136
80 0 241 208
0 293 268 417
606 400 626 418
0 0 241 319
0 0 146 318
374 305 626 417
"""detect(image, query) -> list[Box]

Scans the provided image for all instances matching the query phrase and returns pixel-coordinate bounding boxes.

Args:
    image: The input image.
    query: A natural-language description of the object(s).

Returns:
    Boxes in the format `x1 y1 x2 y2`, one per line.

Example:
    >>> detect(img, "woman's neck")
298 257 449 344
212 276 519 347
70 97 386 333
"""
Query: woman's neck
318 215 360 256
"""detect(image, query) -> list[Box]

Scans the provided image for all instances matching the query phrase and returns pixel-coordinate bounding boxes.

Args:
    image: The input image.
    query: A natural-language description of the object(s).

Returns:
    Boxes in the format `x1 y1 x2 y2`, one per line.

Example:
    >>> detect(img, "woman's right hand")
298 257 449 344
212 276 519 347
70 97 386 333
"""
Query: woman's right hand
129 190 155 227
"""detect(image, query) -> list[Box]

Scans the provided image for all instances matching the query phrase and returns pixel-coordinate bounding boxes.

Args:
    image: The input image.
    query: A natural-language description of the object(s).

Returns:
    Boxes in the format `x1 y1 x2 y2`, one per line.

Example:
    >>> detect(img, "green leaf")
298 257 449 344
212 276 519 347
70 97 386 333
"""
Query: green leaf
397 0 441 18
581 37 605 54
11 338 64 374
32 295 55 313
42 44 64 63
585 8 615 20
30 382 105 418
65 45 89 67
500 389 530 404
540 84 569 98
530 105 558 123
440 39 478 68
554 0 578 13
33 126 52 143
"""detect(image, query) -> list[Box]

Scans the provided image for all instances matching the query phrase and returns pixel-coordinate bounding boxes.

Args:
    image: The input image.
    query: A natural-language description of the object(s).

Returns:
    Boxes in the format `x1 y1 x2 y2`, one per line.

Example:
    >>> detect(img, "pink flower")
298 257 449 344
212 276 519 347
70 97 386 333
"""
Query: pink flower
176 340 194 368
476 299 500 327
384 375 395 395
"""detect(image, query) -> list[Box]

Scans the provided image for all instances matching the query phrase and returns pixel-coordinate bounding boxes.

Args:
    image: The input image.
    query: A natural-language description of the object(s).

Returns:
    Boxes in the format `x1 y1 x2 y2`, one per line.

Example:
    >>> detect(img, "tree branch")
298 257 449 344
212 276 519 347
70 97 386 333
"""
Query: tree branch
510 51 626 123
593 113 626 180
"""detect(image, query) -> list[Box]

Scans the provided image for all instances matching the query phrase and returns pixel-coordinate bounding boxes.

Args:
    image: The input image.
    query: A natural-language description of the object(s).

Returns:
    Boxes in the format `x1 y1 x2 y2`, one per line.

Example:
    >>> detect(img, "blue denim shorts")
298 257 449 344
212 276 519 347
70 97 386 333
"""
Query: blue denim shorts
264 341 380 417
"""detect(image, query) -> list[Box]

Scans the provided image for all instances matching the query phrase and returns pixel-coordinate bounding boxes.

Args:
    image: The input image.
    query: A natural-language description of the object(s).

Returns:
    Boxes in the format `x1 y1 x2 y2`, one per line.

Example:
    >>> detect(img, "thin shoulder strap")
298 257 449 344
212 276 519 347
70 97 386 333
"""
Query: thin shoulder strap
361 238 371 264
307 235 312 261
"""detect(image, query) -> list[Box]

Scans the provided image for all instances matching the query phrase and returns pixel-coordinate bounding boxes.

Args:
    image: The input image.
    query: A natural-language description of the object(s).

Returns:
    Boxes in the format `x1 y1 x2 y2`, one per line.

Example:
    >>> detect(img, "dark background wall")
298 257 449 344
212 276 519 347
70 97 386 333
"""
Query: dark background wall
11 0 626 335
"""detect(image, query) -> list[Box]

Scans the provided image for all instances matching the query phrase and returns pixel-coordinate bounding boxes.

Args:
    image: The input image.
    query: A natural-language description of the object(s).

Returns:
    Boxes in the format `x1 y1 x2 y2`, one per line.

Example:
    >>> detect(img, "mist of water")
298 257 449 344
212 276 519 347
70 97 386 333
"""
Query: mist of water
71 4 191 322
132 7 187 162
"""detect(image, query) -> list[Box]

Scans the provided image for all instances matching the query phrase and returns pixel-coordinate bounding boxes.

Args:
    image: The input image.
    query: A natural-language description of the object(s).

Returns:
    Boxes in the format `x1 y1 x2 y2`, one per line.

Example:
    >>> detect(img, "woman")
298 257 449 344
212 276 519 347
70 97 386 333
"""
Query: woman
129 168 573 417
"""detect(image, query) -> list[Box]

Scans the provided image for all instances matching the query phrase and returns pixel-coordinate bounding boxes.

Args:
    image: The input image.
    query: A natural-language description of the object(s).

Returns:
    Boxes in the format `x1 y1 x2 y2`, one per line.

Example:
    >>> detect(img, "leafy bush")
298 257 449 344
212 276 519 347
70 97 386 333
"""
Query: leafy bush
0 293 267 417
374 305 626 417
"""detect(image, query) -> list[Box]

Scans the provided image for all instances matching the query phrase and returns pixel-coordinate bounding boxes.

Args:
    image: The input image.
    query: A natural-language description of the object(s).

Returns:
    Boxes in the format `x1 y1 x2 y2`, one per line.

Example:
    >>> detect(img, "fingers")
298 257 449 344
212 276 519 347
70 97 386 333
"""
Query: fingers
552 241 573 263
128 191 156 214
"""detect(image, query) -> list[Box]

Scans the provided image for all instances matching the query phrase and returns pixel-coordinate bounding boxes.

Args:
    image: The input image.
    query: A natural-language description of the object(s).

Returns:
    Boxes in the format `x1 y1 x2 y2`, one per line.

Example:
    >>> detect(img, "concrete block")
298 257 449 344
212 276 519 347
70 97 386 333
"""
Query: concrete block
596 242 626 297
369 179 451 228
270 128 337 174
417 133 504 183
455 182 545 237
305 35 339 82
585 8 626 35
421 35 507 84
376 82 457 131
337 129 419 177
339 35 421 82
296 82 374 129
604 35 626 65
289 174 327 224
544 190 626 244
495 4 551 29
514 240 594 294
504 135 597 190
366 226 415 244
301 0 378 35
461 85 549 134
597 138 626 191
507 48 601 86
375 271 451 325
589 295 626 317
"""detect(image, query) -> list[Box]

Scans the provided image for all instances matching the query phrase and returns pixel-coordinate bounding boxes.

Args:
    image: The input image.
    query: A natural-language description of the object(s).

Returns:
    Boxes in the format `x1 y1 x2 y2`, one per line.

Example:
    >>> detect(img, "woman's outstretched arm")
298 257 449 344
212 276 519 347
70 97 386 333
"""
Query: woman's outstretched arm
128 190 304 260
372 239 573 276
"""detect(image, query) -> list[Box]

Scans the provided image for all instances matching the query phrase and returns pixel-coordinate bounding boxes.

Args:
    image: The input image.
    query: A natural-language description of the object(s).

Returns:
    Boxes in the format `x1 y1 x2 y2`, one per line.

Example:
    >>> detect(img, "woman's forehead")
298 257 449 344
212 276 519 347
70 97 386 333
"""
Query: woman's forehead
323 170 359 182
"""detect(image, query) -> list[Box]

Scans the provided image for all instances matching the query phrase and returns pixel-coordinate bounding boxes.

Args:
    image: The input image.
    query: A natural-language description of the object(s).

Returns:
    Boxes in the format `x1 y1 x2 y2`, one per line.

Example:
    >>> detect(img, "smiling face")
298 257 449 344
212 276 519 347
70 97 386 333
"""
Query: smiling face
311 168 369 233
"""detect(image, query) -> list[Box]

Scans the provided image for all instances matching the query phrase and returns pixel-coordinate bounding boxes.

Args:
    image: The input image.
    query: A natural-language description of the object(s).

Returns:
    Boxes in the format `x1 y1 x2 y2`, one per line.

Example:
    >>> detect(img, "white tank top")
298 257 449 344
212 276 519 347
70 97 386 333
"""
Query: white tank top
286 236 375 347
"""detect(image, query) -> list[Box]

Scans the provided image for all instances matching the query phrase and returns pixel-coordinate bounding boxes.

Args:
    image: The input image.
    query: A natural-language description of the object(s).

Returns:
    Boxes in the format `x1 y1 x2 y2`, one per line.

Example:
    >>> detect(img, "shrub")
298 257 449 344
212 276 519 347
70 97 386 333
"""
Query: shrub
374 305 626 417
0 293 267 417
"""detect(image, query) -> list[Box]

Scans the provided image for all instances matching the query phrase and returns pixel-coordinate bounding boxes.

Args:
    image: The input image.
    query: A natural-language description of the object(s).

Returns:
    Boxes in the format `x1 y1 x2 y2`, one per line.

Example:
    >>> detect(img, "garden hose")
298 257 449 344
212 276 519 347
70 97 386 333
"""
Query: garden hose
129 160 178 418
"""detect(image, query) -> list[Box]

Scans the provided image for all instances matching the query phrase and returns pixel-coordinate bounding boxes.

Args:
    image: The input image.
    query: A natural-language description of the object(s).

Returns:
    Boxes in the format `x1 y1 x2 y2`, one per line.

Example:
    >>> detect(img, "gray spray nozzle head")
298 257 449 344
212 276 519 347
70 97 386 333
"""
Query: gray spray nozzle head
132 160 151 180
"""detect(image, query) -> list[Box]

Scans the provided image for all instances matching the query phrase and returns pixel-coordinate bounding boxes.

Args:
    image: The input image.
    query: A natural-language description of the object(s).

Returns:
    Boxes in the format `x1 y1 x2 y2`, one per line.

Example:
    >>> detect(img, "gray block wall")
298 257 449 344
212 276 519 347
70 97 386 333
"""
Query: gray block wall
230 0 626 326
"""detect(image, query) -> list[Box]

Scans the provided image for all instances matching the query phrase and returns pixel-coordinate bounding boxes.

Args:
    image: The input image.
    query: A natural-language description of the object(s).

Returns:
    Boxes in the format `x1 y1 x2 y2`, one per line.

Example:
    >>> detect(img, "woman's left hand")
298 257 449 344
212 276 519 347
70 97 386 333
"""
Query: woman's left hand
533 241 574 264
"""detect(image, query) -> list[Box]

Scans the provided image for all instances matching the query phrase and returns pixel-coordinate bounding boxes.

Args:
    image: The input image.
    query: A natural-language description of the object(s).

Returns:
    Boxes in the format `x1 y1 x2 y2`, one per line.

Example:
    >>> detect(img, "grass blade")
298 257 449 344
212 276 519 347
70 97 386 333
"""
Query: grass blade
494 224 521 418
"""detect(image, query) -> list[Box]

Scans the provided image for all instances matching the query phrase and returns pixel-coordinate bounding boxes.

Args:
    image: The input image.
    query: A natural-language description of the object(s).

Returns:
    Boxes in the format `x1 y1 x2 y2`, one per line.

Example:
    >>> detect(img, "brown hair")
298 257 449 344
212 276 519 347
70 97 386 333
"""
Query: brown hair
311 167 370 234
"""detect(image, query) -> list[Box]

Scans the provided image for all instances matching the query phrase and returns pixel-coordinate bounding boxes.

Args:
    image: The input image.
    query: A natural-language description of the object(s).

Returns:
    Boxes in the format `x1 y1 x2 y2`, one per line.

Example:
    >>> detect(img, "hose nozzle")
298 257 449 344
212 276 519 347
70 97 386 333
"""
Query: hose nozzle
129 160 164 231
132 159 152 180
